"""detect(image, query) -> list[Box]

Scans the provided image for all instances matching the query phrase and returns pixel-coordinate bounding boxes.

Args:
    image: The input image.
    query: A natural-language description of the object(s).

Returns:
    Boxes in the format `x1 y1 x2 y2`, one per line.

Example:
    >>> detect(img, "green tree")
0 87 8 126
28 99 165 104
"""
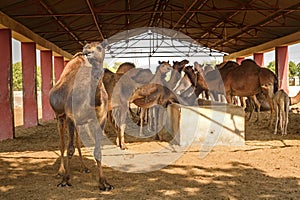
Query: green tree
36 65 41 90
296 62 300 77
12 62 23 91
289 61 297 78
12 62 41 91
266 61 275 73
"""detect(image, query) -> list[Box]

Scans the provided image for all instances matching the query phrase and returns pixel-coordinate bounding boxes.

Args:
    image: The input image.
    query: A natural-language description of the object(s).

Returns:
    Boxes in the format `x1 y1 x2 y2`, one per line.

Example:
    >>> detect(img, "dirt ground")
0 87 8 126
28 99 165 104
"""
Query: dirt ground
1 106 300 200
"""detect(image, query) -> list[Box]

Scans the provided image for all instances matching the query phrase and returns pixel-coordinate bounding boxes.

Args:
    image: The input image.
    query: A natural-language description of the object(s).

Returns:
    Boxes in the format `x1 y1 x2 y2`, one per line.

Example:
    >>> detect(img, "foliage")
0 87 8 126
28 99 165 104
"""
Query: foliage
266 61 275 73
12 62 23 91
266 60 300 78
12 62 41 91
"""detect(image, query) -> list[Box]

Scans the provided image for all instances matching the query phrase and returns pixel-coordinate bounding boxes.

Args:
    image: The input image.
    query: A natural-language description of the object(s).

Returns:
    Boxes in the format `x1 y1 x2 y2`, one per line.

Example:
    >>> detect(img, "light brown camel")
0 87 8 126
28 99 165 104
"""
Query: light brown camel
272 90 289 135
49 41 113 190
111 61 179 149
272 90 300 135
129 61 179 140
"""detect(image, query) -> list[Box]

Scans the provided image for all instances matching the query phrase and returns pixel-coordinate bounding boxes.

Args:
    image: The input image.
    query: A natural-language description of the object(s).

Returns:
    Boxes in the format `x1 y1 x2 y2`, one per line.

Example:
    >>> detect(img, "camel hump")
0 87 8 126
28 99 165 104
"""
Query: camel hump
116 62 136 74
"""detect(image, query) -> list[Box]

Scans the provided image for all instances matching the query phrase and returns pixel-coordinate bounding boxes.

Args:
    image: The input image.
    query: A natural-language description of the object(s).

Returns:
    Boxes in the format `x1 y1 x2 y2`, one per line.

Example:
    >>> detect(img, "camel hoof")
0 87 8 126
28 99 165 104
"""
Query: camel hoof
55 173 63 179
81 168 90 173
99 184 114 191
57 181 72 187
120 146 128 150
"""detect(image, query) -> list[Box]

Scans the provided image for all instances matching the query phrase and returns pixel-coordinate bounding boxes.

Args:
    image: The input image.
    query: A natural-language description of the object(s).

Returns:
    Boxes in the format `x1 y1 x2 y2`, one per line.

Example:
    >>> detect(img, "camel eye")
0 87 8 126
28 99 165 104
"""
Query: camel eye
97 46 102 51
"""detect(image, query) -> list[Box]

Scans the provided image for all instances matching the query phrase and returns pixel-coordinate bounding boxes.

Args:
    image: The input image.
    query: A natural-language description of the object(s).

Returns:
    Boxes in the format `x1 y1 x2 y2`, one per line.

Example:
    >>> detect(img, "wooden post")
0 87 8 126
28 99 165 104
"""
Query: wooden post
236 57 245 65
21 42 38 127
54 56 64 84
254 53 264 67
41 50 54 121
275 46 289 94
0 29 15 140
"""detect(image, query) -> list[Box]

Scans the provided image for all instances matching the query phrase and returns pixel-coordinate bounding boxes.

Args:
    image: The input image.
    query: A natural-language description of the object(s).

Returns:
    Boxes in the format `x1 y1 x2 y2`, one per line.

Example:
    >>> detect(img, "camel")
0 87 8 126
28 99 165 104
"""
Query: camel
115 62 135 74
111 61 180 149
49 41 113 190
272 90 289 135
179 60 278 123
272 90 300 135
223 60 278 122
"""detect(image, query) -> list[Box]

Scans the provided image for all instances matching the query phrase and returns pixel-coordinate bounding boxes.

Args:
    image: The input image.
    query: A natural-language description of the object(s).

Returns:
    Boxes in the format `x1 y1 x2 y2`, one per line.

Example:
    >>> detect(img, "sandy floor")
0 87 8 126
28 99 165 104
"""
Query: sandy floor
1 107 300 199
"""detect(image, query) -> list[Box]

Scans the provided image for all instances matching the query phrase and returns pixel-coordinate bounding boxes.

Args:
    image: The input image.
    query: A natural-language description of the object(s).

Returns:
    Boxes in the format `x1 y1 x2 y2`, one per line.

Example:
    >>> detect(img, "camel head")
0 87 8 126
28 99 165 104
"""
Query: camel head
194 62 204 73
172 59 189 72
157 61 172 74
82 40 108 65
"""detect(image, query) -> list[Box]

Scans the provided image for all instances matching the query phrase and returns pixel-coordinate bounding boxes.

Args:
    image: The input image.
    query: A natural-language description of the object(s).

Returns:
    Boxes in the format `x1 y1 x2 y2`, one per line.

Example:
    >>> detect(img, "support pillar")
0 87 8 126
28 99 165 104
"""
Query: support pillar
236 57 245 65
0 29 14 140
64 60 69 67
41 50 54 121
54 56 64 84
275 46 289 94
254 53 264 67
21 42 38 128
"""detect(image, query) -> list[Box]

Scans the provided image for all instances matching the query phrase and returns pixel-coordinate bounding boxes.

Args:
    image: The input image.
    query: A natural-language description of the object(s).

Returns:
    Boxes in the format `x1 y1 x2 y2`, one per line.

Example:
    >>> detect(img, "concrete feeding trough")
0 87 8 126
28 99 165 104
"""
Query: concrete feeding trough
165 100 245 147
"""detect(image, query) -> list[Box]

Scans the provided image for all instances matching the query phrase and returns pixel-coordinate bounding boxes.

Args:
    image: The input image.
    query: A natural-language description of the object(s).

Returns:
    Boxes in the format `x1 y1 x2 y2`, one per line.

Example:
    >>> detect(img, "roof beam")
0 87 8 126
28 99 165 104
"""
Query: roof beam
211 2 300 49
0 11 72 59
172 0 198 29
85 0 105 41
224 30 300 60
39 0 83 46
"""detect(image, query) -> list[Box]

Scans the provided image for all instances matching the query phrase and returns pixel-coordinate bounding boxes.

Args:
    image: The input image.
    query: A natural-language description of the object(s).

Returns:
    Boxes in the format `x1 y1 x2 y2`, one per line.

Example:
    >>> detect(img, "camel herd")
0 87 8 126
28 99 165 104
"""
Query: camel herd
49 41 300 190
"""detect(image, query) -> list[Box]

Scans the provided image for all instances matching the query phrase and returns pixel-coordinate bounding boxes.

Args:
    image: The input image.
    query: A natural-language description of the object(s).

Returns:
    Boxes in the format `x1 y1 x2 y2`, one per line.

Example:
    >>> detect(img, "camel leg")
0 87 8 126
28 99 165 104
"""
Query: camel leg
57 117 75 187
113 107 128 150
75 129 90 173
119 124 127 150
139 108 146 136
267 95 275 127
274 103 279 135
57 116 66 177
95 159 113 191
249 95 261 122
156 108 164 141
279 103 284 134
119 106 128 150
283 99 289 135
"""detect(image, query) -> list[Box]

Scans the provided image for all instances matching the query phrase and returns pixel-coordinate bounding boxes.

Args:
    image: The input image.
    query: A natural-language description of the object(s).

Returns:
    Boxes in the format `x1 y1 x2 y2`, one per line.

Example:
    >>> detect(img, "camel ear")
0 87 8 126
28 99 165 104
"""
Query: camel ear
158 61 162 64
167 60 169 63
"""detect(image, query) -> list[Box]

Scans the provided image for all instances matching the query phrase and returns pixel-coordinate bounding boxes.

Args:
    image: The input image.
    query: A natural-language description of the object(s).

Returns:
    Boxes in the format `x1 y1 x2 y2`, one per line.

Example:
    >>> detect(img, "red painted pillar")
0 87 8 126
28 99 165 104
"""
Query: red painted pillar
21 42 38 128
254 53 264 67
0 29 15 140
40 50 54 121
275 46 289 94
236 57 245 65
54 56 64 83
64 60 69 67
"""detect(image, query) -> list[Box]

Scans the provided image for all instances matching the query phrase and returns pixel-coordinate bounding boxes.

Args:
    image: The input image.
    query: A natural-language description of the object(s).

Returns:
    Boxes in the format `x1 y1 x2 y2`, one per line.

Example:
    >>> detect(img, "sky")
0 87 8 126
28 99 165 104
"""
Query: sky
12 38 300 68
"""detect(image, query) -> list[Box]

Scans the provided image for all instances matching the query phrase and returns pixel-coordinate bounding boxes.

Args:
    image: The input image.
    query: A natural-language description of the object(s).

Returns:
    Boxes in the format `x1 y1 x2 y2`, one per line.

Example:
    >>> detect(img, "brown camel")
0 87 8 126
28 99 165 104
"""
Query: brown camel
115 62 135 74
168 59 189 89
272 90 300 135
49 41 112 190
223 59 278 122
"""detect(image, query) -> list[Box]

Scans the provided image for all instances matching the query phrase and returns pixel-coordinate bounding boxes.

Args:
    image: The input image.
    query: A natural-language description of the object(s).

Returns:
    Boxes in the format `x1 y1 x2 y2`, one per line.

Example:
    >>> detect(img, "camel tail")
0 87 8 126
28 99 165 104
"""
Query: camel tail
273 74 279 94
111 107 121 128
